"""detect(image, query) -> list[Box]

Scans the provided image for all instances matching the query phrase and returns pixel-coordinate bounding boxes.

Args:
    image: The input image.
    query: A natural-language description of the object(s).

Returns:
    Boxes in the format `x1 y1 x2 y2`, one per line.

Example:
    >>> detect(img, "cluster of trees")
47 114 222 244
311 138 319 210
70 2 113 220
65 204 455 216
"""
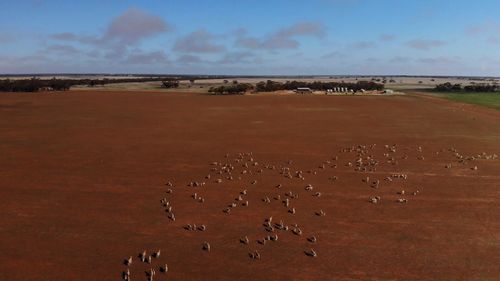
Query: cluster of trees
463 84 499 92
254 80 384 92
0 78 71 92
435 82 462 92
161 80 180 88
0 77 170 92
435 82 499 92
208 83 254 95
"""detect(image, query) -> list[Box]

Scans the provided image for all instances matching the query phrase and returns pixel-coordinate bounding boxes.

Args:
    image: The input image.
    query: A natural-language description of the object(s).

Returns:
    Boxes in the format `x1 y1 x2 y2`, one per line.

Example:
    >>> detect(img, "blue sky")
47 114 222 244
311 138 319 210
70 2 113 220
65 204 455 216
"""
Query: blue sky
1 0 499 75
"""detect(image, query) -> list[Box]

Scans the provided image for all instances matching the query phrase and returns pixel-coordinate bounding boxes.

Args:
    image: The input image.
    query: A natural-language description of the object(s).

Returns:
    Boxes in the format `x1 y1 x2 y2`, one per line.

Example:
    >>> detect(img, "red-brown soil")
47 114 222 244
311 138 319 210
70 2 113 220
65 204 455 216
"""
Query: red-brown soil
0 91 499 281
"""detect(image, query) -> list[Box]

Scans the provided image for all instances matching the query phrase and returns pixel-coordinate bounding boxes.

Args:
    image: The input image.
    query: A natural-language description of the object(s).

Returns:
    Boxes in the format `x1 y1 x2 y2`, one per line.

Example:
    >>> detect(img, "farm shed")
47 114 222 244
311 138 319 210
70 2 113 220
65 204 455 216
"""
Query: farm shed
296 87 313 94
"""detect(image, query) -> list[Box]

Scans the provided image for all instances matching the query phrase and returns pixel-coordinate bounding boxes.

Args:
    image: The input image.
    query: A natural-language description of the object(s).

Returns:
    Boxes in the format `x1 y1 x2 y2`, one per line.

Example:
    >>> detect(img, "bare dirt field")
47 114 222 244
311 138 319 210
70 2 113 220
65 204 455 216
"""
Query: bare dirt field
0 90 499 281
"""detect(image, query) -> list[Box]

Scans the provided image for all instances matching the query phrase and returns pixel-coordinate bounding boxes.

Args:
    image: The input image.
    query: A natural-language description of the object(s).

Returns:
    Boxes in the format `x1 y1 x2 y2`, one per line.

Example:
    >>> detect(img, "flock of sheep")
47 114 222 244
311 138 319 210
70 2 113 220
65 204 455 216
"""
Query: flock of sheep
121 147 497 280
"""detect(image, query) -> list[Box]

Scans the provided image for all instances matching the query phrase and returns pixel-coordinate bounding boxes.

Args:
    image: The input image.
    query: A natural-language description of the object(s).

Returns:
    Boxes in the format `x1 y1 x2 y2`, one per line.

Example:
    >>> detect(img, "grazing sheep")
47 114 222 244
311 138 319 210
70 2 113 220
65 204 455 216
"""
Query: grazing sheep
146 255 152 264
242 200 249 207
369 196 381 204
251 180 257 185
263 220 271 228
223 207 231 214
153 250 161 258
148 268 156 278
122 270 130 280
241 189 247 195
397 198 408 203
276 219 284 229
307 236 317 243
249 250 261 260
292 227 303 236
398 190 405 195
168 213 175 221
265 226 275 232
166 189 173 194
125 256 132 266
166 181 173 187
258 239 266 245
161 264 168 273
240 236 249 245
313 192 321 197
305 184 313 191
269 234 278 241
305 249 317 257
198 225 206 231
202 242 211 252
236 195 243 201
315 210 326 216
289 208 296 214
140 250 147 262
283 198 290 207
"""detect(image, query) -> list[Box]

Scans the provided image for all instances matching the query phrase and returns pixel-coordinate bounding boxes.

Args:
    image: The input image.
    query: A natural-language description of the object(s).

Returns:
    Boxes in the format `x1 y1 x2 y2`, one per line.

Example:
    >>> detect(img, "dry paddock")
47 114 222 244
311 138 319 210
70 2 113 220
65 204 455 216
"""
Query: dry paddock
0 90 499 281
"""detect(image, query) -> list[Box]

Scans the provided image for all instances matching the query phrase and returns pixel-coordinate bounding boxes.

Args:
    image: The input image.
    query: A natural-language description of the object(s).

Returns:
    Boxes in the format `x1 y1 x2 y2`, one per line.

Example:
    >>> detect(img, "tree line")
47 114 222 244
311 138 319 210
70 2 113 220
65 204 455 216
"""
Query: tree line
0 77 174 92
207 80 384 95
254 80 384 92
208 83 254 95
435 82 499 92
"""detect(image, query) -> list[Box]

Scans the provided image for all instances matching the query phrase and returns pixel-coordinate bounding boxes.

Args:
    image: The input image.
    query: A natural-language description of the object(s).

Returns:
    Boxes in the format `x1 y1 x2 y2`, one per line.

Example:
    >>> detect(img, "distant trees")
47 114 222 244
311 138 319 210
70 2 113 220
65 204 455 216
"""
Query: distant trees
0 78 44 92
434 82 499 92
161 80 180 88
464 84 499 92
208 83 253 95
0 76 177 92
254 80 384 92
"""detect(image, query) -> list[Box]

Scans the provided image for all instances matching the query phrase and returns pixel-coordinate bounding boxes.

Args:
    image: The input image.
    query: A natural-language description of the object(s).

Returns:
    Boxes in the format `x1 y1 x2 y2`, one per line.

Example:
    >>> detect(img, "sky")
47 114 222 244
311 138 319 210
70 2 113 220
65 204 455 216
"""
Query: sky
1 0 500 76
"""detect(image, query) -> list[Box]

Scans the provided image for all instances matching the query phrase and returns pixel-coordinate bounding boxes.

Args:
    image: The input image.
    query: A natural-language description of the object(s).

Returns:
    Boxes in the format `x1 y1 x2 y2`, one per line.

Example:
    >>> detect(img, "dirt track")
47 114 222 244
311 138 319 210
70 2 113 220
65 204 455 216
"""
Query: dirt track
1 91 499 281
